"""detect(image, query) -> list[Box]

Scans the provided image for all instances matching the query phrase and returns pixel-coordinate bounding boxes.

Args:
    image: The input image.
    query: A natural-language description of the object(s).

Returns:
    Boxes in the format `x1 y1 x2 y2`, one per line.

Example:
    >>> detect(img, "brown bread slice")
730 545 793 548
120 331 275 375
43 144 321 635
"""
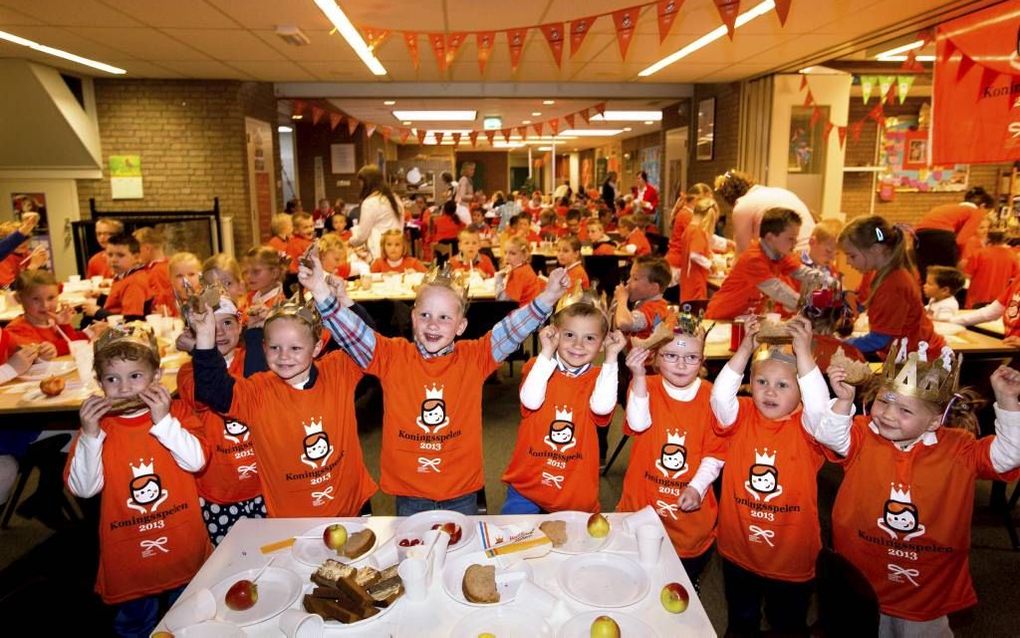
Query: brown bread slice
462 564 500 604
336 574 375 608
342 529 376 559
303 594 359 624
539 520 568 547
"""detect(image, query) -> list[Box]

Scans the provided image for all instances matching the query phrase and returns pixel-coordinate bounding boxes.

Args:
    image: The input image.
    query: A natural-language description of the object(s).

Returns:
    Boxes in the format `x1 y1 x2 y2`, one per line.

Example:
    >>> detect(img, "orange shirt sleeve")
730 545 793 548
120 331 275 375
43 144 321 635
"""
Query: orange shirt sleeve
868 270 918 335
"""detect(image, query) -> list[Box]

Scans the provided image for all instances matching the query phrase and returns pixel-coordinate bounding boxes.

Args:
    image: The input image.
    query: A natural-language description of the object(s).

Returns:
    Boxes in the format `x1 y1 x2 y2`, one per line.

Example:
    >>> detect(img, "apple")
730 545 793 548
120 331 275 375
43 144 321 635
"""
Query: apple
432 522 463 545
589 615 621 638
586 513 611 539
39 375 65 397
660 581 690 613
151 633 174 638
322 523 348 552
225 579 258 611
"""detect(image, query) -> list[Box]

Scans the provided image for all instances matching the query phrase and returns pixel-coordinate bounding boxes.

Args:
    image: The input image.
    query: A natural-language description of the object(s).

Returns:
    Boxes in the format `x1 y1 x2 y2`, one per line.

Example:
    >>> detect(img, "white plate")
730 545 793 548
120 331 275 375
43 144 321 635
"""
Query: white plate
210 566 303 627
557 610 656 638
292 521 378 567
394 509 475 552
452 606 554 638
174 620 245 638
443 550 533 607
18 360 77 381
19 380 90 404
303 582 400 628
934 320 965 335
543 511 613 554
557 553 650 608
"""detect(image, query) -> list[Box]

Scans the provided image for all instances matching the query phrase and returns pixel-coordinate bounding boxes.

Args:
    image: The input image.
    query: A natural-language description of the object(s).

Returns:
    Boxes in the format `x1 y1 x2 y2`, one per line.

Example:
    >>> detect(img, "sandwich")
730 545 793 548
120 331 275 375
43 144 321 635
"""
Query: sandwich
538 520 568 548
829 346 874 385
462 564 500 604
342 528 376 560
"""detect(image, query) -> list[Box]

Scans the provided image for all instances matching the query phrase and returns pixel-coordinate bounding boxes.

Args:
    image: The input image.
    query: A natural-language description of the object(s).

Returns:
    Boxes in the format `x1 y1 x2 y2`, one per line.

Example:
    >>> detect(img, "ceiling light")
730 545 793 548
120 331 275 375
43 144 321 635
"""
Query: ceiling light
877 55 935 62
558 129 623 137
644 120 655 125
623 127 633 132
638 0 775 76
521 120 531 125
543 100 555 105
483 116 502 130
531 111 542 117
537 146 553 151
0 29 126 74
275 25 311 46
291 114 303 120
874 40 925 59
402 121 412 125
393 110 477 121
277 125 293 133
383 100 396 105
313 0 387 76
493 141 525 149
591 111 662 121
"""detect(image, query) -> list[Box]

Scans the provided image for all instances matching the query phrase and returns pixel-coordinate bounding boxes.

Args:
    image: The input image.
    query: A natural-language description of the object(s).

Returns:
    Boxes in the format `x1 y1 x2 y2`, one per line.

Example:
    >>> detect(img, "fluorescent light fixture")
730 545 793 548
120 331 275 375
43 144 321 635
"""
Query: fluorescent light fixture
277 125 293 133
537 146 553 151
644 120 655 125
402 121 412 125
521 120 531 125
623 127 633 132
875 40 924 59
483 116 502 130
313 0 387 76
383 100 396 105
0 29 126 74
531 111 542 116
558 129 623 137
590 111 662 121
878 55 935 62
393 110 477 121
493 141 525 149
543 100 555 105
638 0 775 76
291 114 304 120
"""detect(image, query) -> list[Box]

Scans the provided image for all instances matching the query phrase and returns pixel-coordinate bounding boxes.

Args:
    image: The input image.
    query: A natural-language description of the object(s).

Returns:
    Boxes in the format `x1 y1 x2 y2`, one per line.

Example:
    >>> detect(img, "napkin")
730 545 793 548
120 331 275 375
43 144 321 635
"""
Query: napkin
477 522 551 567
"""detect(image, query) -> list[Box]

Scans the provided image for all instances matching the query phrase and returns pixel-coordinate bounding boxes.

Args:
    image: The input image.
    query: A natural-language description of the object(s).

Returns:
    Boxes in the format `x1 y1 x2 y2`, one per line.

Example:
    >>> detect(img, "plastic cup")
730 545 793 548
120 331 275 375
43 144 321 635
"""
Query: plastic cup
397 557 429 601
163 589 216 631
106 314 124 327
369 540 400 570
68 274 81 284
422 528 450 573
146 314 164 336
636 524 664 566
278 608 324 638
68 340 94 387
90 275 103 287
621 505 661 535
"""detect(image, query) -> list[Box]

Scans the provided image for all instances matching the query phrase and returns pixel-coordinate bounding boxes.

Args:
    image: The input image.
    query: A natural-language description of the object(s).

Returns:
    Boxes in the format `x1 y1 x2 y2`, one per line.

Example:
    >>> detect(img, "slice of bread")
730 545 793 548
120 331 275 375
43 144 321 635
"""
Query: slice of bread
311 558 356 587
539 520 568 548
354 565 381 588
303 594 359 624
462 564 500 604
342 529 376 559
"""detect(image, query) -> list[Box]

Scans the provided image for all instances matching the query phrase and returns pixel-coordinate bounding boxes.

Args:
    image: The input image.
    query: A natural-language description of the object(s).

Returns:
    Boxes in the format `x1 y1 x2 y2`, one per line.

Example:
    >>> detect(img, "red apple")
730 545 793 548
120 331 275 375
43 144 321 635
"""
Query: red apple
586 513 610 538
589 615 621 638
322 523 348 552
39 376 65 397
432 522 462 545
225 579 258 611
660 581 690 613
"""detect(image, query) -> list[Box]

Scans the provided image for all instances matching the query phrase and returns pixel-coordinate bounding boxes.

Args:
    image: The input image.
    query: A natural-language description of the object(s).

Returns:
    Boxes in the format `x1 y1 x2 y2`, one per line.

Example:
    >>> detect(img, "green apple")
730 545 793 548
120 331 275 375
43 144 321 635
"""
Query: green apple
660 581 690 613
586 512 611 538
322 523 348 552
590 615 621 638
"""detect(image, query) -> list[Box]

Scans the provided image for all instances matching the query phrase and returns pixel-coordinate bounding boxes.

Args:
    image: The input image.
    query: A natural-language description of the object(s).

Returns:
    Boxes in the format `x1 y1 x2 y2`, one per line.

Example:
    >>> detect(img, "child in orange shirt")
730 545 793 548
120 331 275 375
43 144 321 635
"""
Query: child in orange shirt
167 252 202 311
189 292 377 517
963 229 1019 308
268 213 292 255
823 344 1020 635
87 217 123 279
0 221 48 287
242 246 287 323
8 270 92 357
318 233 353 280
65 325 210 635
839 216 944 357
678 198 719 303
618 215 652 256
565 209 583 238
83 233 150 323
303 253 571 516
618 311 727 588
449 227 496 277
329 211 352 242
285 212 315 275
134 226 173 315
710 316 831 635
586 220 617 256
370 228 427 273
613 256 672 343
501 298 623 513
495 237 543 307
556 236 590 290
539 209 563 242
952 276 1020 346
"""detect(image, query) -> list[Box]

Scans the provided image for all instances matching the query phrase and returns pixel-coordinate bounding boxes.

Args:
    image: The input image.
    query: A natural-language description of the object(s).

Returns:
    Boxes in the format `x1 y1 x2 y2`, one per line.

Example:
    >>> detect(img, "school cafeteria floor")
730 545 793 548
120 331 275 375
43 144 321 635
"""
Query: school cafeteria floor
1 359 1018 635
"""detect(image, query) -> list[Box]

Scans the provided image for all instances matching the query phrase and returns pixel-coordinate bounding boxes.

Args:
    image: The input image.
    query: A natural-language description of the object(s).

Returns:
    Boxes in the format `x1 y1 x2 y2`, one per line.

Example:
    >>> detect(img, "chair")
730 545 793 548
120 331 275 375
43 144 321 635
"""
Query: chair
812 548 880 637
1 434 77 529
584 255 628 296
647 233 669 256
433 240 456 267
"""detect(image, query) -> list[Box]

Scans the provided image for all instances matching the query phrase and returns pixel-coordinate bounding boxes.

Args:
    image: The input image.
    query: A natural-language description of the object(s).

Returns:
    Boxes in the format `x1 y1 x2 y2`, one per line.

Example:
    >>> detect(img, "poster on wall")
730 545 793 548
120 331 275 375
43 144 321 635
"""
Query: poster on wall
109 155 143 199
696 98 715 161
11 192 52 270
331 144 356 174
879 116 968 192
245 118 276 241
640 146 661 188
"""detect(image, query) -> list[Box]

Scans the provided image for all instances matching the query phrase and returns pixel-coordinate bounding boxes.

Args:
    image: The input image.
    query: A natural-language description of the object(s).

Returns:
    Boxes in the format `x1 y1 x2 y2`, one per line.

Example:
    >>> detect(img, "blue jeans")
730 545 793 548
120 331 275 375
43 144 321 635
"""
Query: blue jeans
396 491 477 516
500 484 545 514
114 586 184 638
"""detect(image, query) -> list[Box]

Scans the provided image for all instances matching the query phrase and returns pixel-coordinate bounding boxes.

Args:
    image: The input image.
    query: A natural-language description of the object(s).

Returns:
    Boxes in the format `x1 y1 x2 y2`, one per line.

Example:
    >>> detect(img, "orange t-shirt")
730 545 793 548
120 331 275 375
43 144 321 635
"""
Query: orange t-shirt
222 351 376 517
268 236 288 253
449 254 497 278
666 208 694 268
5 316 87 356
177 351 262 505
87 251 111 278
715 399 825 582
617 379 726 557
370 256 427 273
625 228 652 256
63 403 211 604
592 241 617 256
367 334 498 500
285 236 313 274
564 261 590 290
503 264 543 307
431 215 463 243
995 277 1020 339
0 253 21 288
501 360 611 512
706 241 800 320
679 224 711 302
830 418 1020 621
916 204 985 252
105 267 150 317
146 259 175 315
964 245 1019 308
632 297 670 341
867 269 944 356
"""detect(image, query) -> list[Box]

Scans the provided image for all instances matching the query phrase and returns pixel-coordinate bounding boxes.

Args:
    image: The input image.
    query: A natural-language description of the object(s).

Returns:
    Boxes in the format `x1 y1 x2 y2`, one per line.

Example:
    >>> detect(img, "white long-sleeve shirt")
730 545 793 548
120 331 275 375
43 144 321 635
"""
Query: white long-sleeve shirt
519 353 618 416
709 363 829 435
349 193 403 260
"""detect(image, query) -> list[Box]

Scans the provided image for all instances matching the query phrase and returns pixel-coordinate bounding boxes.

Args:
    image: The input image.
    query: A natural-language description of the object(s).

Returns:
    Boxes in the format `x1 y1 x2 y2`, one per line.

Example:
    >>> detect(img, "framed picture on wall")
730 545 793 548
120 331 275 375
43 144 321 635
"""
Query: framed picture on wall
696 97 716 161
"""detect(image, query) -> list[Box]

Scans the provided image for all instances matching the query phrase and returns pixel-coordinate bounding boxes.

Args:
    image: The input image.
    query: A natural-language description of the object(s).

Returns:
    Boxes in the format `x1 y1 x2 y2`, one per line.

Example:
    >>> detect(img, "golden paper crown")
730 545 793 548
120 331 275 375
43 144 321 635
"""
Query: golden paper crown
93 321 159 357
266 288 320 327
753 343 797 367
880 339 960 404
418 263 470 304
674 305 707 339
555 280 609 319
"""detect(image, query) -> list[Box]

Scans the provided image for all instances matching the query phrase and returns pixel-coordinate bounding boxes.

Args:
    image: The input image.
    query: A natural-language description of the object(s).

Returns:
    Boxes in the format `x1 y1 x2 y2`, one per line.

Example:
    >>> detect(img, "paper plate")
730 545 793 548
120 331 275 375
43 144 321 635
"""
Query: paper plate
557 553 649 608
557 610 656 638
19 380 90 404
394 509 475 552
174 621 245 638
933 321 965 336
292 521 378 567
705 323 730 344
18 360 76 381
543 511 613 554
451 606 554 638
302 582 400 628
210 567 303 627
443 550 533 607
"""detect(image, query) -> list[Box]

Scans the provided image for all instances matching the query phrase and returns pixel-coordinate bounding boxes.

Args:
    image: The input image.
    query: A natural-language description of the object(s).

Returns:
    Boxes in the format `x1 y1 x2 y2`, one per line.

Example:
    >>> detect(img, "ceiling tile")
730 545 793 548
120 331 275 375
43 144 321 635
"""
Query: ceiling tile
163 28 284 60
111 0 239 29
72 27 211 61
4 0 142 27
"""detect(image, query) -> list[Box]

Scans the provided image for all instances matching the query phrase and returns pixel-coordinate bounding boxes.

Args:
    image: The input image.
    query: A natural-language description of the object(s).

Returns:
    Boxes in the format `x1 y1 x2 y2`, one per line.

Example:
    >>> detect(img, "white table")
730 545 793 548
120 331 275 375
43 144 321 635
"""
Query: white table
161 515 716 637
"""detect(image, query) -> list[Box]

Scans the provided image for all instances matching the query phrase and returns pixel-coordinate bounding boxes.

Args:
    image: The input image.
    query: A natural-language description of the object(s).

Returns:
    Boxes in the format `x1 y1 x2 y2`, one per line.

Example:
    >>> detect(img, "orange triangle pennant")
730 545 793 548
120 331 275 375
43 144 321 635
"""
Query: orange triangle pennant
611 7 641 60
714 0 741 39
451 132 462 146
311 106 325 125
837 126 848 149
565 113 576 128
476 31 495 75
501 127 512 143
364 123 377 138
533 122 544 137
329 112 342 130
569 17 595 59
580 108 591 123
399 128 411 143
594 102 606 117
540 23 565 68
657 0 684 43
416 128 427 145
434 131 444 145
822 121 834 142
363 28 390 51
380 126 392 142
428 33 447 72
469 131 479 147
484 130 496 145
517 126 528 140
774 0 792 26
507 28 529 73
403 32 420 71
446 32 467 65
549 118 559 135
346 117 359 136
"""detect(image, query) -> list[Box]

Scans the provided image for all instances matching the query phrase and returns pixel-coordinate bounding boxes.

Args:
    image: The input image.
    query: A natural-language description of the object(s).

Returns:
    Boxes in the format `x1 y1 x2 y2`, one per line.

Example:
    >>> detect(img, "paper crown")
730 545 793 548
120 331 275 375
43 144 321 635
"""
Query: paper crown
130 458 155 478
879 339 960 404
674 305 707 339
754 448 777 466
753 343 797 367
418 263 470 303
630 306 706 350
554 280 609 318
266 288 320 327
94 321 159 357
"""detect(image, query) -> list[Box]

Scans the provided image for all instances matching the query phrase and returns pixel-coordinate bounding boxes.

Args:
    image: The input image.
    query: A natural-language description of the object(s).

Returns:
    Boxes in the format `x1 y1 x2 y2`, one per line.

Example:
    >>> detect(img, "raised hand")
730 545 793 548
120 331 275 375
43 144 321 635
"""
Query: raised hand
18 211 40 236
79 394 111 437
603 329 626 360
538 325 559 358
990 365 1020 411
139 383 172 424
786 316 813 355
297 245 330 301
539 267 571 303
175 328 197 353
625 346 651 376
827 365 856 403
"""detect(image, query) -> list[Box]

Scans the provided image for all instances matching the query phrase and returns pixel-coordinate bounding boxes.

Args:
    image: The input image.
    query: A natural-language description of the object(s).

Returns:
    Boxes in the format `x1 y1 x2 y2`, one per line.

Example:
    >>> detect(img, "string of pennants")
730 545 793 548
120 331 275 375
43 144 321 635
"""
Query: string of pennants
349 0 794 73
291 99 611 146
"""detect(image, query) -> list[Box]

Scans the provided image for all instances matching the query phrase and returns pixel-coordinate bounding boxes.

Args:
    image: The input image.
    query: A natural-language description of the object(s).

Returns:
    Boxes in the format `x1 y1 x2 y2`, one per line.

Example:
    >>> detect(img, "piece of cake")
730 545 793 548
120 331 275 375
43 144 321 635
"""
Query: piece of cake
462 564 500 604
830 346 874 385
757 319 792 344
303 594 359 624
354 565 381 588
311 559 356 588
342 528 376 559
538 520 568 548
367 575 404 607
336 574 376 608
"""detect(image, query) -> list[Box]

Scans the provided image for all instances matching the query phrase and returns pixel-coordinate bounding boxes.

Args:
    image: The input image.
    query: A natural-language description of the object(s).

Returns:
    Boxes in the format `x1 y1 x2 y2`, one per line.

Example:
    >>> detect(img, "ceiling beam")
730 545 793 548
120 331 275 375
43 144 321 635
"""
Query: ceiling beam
274 82 694 99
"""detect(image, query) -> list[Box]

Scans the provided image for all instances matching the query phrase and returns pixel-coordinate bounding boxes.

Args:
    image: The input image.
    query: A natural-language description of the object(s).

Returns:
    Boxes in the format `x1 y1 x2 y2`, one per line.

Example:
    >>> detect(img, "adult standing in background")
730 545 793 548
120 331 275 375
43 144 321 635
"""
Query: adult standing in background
633 171 659 224
914 186 994 285
601 171 618 210
715 169 815 254
453 162 475 225
349 165 403 261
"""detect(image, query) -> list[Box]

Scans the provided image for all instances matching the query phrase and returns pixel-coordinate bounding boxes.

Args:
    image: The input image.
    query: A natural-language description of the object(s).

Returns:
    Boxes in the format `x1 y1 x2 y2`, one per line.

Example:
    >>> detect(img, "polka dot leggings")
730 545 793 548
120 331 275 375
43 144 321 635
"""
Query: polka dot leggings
200 495 267 546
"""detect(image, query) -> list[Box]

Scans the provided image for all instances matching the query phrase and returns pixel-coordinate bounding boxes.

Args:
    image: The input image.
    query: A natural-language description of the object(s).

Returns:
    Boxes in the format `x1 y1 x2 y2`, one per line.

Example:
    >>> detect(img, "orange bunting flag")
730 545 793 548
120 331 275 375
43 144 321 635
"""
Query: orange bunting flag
565 113 576 129
329 112 342 130
363 28 390 52
476 31 495 74
774 0 792 26
594 102 607 117
469 130 479 147
612 7 641 60
803 90 814 107
428 33 447 72
532 121 544 137
799 74 808 90
517 126 528 140
346 116 359 136
399 128 411 143
657 0 684 43
867 102 884 124
569 17 595 58
292 99 307 116
809 107 822 129
416 128 427 145
451 132 462 146
434 131 444 145
484 130 496 145
446 32 467 65
380 126 392 142
507 28 529 72
579 108 591 123
837 126 848 149
540 23 565 67
403 33 420 70
549 118 559 135
311 106 324 125
822 121 834 141
714 0 741 39
501 127 512 143
364 123 377 138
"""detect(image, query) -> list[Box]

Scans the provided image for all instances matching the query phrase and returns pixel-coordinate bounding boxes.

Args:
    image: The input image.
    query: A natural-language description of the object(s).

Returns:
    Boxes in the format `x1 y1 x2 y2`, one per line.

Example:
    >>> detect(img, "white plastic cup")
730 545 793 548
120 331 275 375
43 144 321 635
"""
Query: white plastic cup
621 505 660 535
68 340 94 387
106 314 124 327
369 540 400 570
90 275 103 287
397 557 429 602
67 274 81 284
145 314 164 336
278 608 324 638
636 524 664 567
163 588 216 631
422 528 450 573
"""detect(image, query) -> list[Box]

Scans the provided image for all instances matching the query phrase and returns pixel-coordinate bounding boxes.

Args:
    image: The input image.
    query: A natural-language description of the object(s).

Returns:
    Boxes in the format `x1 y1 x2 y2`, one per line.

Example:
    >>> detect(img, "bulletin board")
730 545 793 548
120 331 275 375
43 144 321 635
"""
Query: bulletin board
879 116 969 193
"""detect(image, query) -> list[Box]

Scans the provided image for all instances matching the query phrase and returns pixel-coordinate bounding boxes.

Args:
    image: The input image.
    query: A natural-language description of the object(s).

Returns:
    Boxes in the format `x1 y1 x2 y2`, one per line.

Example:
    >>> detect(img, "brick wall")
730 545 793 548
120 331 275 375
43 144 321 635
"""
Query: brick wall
455 150 509 194
77 79 280 252
688 83 741 189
